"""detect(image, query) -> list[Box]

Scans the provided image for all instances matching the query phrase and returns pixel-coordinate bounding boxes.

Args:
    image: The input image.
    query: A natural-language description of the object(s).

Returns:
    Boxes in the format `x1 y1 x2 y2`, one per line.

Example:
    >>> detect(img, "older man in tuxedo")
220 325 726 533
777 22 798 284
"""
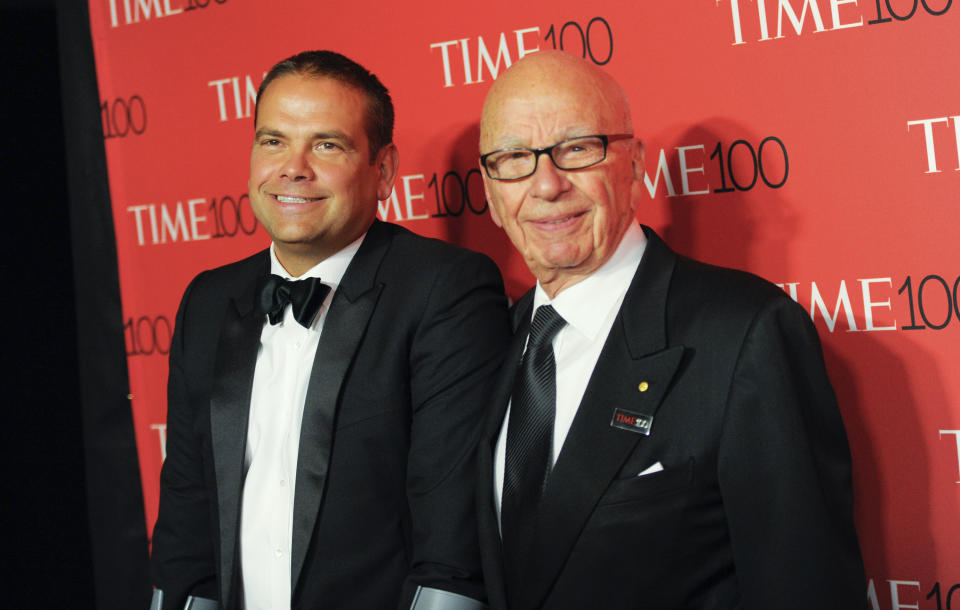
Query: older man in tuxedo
475 50 866 610
149 50 509 610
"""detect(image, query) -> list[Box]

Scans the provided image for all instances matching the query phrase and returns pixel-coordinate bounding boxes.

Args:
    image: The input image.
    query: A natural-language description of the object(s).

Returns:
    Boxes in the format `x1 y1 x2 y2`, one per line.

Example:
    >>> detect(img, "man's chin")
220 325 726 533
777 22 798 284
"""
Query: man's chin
532 247 589 271
528 252 597 287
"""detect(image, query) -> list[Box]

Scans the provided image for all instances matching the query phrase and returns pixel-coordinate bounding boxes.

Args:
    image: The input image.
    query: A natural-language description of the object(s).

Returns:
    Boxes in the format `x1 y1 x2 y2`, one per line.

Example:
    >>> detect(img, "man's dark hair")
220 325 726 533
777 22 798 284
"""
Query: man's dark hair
256 50 394 161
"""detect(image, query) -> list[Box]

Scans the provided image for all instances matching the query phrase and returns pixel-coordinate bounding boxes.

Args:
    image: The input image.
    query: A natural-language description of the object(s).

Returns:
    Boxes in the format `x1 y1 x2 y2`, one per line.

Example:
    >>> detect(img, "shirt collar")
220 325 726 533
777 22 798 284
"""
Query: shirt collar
532 222 646 342
269 231 367 290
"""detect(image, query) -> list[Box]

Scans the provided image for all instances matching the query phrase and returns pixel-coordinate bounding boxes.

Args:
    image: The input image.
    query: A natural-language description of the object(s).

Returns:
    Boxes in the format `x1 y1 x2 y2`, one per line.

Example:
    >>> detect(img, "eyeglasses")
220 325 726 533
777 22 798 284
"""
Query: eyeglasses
480 134 634 180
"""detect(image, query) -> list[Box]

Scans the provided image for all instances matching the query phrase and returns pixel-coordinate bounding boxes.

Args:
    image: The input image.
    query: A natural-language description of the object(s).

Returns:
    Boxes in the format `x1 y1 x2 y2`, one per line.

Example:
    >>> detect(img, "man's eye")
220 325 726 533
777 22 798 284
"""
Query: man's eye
492 151 528 166
317 141 343 152
260 138 281 147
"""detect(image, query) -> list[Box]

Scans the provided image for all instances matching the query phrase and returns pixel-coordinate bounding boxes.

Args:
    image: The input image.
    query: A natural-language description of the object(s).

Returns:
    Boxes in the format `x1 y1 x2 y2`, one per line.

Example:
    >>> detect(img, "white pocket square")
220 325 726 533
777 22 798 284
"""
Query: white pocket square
636 462 664 477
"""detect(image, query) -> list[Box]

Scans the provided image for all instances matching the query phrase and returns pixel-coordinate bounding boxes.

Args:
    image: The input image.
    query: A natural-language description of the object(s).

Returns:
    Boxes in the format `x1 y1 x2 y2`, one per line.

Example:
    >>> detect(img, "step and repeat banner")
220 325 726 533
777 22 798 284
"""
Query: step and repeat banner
88 0 957 605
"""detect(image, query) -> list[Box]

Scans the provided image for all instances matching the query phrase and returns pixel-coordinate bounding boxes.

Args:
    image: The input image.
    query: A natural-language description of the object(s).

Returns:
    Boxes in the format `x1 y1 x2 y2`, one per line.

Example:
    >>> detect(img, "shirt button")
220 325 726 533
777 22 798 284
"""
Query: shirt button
295 340 302 349
275 548 283 558
280 479 287 487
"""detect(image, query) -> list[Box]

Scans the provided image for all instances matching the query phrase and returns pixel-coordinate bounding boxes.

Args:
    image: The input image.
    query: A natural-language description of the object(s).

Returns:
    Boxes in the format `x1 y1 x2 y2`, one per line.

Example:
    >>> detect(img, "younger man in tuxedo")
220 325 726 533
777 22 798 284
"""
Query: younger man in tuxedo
150 50 508 610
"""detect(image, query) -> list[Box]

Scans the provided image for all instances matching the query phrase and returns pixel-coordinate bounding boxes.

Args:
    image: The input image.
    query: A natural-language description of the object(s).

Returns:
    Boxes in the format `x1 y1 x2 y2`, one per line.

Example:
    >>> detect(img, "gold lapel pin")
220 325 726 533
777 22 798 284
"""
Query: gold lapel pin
638 381 649 392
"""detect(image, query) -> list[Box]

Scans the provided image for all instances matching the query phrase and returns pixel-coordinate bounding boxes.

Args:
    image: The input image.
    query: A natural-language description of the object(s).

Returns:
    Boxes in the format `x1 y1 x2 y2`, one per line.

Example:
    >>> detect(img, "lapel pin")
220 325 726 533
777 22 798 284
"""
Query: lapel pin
610 407 653 436
638 381 649 392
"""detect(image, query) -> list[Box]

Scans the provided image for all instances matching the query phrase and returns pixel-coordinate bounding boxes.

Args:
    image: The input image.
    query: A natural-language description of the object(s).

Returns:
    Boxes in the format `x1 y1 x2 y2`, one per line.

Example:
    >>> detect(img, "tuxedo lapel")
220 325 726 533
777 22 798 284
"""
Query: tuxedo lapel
519 228 686 609
477 296 532 610
290 222 389 592
208 253 268 607
478 293 533 496
480 294 533 452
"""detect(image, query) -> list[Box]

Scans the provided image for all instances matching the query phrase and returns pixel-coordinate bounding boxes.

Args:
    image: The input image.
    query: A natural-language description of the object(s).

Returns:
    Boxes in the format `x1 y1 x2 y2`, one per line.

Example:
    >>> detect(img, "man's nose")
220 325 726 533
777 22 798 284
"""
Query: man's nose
529 153 571 201
280 148 315 181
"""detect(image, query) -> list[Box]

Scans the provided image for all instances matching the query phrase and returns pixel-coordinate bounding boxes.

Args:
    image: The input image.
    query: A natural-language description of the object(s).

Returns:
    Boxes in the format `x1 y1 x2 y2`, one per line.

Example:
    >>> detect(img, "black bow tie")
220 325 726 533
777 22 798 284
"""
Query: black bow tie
255 274 331 328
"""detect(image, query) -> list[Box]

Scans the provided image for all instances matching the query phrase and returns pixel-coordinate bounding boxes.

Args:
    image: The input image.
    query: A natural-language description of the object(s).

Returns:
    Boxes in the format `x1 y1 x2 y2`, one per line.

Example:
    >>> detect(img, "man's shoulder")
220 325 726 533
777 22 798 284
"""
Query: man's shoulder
373 221 501 275
667 249 800 324
673 254 787 305
181 248 268 304
639 227 792 315
192 247 266 281
377 221 489 258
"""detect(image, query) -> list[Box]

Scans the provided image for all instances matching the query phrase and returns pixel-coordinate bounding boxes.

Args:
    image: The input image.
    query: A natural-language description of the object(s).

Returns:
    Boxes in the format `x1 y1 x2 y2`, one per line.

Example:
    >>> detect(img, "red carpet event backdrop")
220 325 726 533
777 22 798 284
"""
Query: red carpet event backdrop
89 0 957 605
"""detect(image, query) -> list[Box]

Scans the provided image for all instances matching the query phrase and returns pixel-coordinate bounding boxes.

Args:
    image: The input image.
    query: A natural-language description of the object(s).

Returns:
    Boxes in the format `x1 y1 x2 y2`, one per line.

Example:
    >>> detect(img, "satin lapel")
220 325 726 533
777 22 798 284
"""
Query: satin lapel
209 259 266 607
476 295 532 610
478 316 529 483
290 223 388 591
478 292 533 485
520 227 686 609
480 293 533 450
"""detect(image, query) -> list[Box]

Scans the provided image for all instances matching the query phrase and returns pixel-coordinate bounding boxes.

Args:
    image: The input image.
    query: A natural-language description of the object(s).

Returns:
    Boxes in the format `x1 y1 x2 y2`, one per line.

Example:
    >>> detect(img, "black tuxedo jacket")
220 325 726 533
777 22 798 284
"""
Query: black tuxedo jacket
151 220 510 609
477 227 866 610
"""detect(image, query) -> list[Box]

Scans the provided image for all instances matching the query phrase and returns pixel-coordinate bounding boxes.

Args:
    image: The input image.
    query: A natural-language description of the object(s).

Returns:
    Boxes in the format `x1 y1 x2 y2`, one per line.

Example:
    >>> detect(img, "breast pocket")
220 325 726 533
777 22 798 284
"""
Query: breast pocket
596 458 695 507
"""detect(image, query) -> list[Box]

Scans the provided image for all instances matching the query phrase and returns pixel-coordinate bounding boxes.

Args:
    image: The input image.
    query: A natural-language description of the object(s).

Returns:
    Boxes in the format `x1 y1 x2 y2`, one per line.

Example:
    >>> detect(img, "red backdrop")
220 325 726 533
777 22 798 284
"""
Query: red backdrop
88 0 959 605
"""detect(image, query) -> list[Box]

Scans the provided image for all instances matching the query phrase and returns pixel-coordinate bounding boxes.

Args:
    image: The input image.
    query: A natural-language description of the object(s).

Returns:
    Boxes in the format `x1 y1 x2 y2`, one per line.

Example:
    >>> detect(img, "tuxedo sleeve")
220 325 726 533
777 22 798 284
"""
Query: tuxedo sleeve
400 250 510 609
717 296 867 609
149 275 219 609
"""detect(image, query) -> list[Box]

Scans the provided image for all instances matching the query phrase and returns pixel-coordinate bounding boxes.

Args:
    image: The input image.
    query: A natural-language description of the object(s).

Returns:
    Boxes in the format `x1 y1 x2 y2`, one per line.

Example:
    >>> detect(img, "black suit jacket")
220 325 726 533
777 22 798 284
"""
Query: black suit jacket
477 227 866 610
151 220 511 609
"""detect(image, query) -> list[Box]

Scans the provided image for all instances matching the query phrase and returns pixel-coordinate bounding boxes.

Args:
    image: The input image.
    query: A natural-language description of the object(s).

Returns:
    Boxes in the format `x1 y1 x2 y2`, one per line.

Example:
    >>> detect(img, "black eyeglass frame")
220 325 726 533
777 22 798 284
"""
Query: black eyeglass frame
479 133 634 180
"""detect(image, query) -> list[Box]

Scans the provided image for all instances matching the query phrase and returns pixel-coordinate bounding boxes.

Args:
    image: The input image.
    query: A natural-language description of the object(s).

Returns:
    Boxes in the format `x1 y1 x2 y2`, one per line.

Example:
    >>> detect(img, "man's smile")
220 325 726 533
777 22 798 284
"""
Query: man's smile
273 194 325 204
527 210 588 231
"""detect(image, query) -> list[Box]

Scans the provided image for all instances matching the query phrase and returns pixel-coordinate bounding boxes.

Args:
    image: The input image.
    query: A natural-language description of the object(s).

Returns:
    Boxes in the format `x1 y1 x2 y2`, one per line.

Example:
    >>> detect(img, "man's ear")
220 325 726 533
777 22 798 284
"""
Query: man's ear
481 171 504 228
632 138 645 182
628 139 646 213
376 143 400 201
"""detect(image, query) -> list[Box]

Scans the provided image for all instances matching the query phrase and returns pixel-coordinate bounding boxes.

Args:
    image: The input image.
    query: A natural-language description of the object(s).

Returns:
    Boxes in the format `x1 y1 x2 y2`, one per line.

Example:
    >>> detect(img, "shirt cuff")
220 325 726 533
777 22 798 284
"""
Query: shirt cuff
410 586 488 610
150 590 218 610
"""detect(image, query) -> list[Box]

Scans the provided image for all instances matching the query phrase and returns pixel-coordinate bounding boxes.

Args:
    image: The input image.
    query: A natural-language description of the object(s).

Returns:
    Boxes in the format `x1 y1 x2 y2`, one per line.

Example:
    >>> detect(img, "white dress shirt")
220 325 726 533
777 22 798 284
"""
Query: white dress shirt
239 235 364 610
494 222 647 520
